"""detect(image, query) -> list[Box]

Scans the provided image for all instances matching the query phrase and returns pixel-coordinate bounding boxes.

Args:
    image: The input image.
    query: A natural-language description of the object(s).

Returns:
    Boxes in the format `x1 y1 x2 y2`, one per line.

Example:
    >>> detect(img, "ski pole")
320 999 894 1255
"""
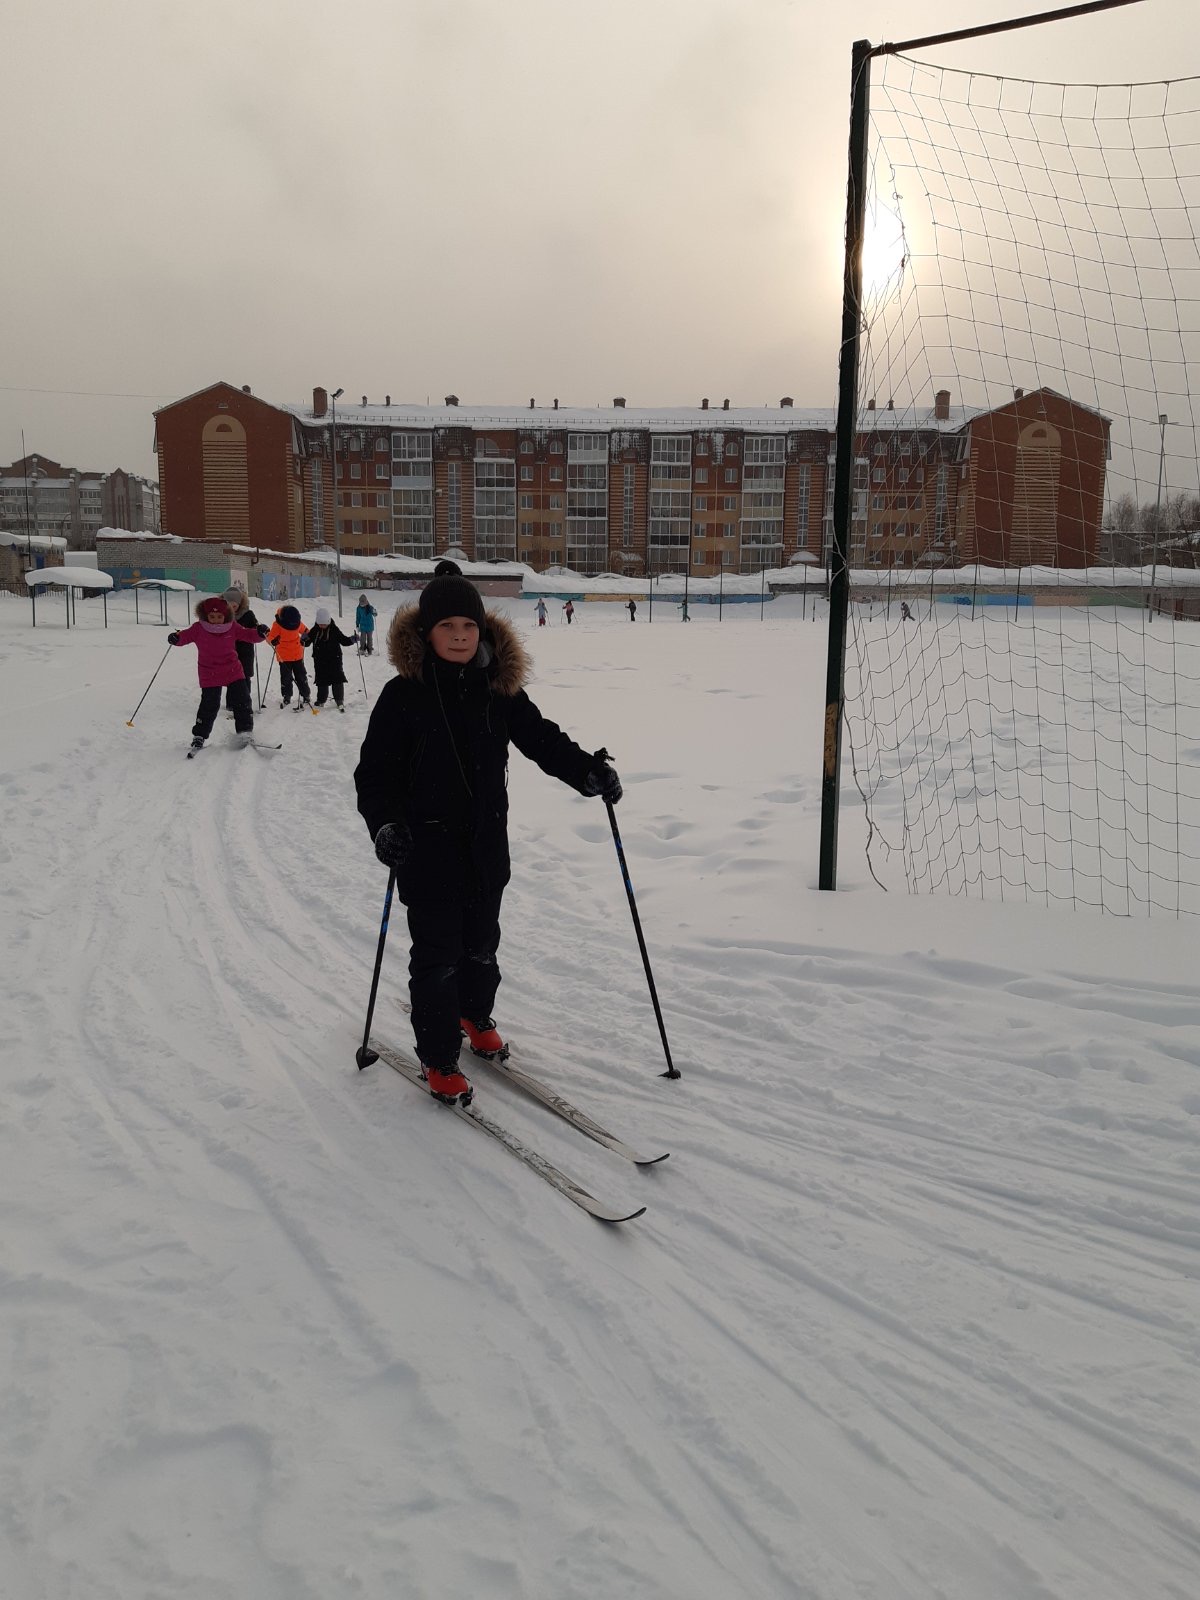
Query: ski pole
259 643 278 710
600 770 680 1080
358 645 369 702
125 642 174 727
356 868 397 1069
254 646 261 709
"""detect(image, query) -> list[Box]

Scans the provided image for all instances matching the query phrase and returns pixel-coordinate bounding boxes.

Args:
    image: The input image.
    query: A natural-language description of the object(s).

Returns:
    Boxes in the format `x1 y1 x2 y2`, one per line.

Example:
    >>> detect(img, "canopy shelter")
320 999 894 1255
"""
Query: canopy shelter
132 578 194 626
25 566 114 629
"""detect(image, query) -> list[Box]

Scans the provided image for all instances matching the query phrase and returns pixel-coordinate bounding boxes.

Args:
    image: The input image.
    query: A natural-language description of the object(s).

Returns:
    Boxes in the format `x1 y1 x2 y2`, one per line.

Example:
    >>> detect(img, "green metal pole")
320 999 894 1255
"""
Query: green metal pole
819 38 873 892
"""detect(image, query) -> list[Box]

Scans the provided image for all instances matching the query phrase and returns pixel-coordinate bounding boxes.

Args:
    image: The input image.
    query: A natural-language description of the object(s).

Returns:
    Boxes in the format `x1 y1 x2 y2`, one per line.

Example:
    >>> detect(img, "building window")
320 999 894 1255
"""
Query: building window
796 464 810 536
520 521 534 535
351 492 362 507
375 465 388 481
744 436 784 465
694 496 708 511
651 434 690 465
723 496 736 512
310 461 324 543
550 441 563 454
519 493 533 509
550 494 564 510
520 441 533 454
568 432 608 457
724 468 737 483
350 464 361 480
695 468 708 484
520 466 533 482
447 461 461 542
474 458 517 559
550 467 563 482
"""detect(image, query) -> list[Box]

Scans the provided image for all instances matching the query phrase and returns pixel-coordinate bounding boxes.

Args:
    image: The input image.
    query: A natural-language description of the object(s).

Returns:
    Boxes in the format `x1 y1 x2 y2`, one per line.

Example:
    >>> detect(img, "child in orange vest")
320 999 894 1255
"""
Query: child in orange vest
266 604 312 710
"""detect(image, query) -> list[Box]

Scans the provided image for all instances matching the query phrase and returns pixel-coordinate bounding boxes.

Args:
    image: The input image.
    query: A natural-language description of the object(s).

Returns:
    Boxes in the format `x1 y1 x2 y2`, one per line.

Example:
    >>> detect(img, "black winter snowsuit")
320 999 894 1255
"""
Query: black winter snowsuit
306 622 356 706
354 608 600 1068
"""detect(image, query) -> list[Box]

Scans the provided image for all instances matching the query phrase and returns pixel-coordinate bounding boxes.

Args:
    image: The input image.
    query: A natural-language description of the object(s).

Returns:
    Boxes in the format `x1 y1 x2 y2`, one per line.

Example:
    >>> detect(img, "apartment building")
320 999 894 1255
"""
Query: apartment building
0 454 160 548
152 383 1109 574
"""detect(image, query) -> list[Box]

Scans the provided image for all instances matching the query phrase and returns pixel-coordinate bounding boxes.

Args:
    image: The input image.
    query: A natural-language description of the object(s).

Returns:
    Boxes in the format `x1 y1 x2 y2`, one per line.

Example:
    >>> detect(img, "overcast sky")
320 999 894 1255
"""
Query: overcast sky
1 0 1194 479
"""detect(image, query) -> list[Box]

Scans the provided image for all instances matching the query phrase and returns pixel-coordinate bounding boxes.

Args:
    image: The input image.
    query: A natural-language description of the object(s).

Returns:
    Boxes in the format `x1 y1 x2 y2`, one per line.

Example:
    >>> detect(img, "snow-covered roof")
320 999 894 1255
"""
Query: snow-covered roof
278 399 979 435
225 543 525 580
133 578 195 591
25 567 114 590
96 527 178 541
0 531 68 550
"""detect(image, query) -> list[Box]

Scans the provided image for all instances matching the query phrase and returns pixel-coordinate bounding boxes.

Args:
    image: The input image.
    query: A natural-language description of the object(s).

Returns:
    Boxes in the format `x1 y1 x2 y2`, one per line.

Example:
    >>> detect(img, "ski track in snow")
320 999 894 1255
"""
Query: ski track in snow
1 592 1199 1599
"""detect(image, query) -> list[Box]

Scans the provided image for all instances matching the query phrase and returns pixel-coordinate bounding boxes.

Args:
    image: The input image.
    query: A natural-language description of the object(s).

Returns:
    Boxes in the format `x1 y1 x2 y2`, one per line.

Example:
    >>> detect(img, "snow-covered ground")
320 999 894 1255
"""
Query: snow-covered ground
1 588 1198 1599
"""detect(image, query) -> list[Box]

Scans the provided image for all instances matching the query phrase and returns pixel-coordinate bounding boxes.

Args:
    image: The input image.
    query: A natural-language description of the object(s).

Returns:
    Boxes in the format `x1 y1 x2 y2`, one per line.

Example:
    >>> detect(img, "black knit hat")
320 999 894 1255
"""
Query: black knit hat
278 604 302 630
417 559 486 636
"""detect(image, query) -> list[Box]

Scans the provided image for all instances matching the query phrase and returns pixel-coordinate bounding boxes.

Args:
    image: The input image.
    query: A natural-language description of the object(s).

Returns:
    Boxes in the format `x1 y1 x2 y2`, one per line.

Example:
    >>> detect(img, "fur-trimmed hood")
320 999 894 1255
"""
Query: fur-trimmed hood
386 606 532 697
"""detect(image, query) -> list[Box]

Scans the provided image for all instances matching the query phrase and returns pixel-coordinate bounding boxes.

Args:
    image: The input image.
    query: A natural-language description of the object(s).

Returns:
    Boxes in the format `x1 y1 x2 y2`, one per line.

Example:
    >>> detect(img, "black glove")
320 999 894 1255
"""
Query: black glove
374 821 413 870
167 631 180 645
256 623 269 638
583 750 622 805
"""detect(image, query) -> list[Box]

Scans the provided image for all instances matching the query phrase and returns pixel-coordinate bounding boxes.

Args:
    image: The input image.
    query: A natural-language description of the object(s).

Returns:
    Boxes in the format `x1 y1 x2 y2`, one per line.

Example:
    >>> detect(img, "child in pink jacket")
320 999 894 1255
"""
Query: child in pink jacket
169 595 268 751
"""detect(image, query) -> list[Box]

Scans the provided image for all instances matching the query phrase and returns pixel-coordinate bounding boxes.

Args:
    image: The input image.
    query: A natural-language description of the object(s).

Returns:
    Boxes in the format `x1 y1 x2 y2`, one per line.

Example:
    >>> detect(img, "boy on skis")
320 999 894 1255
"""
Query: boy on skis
305 607 357 711
267 604 312 709
169 595 268 751
354 560 622 1106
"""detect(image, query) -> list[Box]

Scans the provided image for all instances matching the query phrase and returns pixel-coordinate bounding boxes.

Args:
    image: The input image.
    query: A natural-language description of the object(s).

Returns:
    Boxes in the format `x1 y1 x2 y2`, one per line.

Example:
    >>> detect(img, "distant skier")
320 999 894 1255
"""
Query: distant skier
626 599 637 621
535 598 548 627
267 604 312 710
562 599 575 625
305 607 357 711
169 594 268 752
355 560 622 1108
355 595 377 654
900 601 914 621
680 599 690 622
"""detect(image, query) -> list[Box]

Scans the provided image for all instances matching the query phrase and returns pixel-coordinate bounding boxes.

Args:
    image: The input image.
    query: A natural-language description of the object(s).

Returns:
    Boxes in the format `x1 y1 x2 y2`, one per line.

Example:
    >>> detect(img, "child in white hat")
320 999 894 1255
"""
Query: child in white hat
304 606 358 711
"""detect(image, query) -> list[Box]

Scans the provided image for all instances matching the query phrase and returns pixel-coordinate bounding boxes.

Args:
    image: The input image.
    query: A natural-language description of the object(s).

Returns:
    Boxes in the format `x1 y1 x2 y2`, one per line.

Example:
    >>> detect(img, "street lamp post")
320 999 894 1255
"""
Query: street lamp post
1149 412 1169 622
330 387 345 616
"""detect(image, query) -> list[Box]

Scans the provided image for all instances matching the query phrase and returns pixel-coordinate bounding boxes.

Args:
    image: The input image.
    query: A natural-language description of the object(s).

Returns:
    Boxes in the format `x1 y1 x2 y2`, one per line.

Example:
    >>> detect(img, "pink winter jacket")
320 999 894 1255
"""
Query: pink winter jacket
173 620 263 688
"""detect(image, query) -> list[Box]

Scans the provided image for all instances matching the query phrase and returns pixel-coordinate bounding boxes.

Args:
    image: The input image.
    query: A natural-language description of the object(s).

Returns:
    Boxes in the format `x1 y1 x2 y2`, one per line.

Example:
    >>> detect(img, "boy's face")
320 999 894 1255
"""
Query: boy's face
429 615 479 663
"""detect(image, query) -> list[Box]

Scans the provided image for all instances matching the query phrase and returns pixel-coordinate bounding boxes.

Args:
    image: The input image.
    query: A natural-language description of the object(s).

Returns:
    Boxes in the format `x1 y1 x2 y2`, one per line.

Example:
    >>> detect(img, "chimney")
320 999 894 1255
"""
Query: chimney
553 398 559 410
313 387 328 418
241 384 251 395
530 398 535 409
867 397 875 411
780 396 793 408
385 395 391 406
701 398 709 410
361 395 368 407
934 388 951 421
613 397 626 408
722 398 730 411
445 394 459 407
886 398 894 411
1014 387 1024 400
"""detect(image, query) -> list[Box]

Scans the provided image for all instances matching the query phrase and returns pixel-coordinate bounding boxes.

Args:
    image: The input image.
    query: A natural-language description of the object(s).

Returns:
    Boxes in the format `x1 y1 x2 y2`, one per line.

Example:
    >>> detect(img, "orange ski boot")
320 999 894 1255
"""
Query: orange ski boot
423 1063 474 1106
460 1016 508 1061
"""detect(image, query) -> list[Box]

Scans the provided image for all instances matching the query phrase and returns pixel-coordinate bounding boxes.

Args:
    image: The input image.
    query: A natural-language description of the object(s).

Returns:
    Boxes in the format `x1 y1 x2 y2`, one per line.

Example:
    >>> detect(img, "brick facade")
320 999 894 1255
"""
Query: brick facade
152 384 1109 573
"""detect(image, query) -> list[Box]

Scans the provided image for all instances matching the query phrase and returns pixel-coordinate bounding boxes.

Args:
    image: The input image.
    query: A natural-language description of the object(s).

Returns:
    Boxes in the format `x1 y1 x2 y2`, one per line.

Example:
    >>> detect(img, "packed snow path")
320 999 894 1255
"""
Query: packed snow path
1 593 1198 1598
